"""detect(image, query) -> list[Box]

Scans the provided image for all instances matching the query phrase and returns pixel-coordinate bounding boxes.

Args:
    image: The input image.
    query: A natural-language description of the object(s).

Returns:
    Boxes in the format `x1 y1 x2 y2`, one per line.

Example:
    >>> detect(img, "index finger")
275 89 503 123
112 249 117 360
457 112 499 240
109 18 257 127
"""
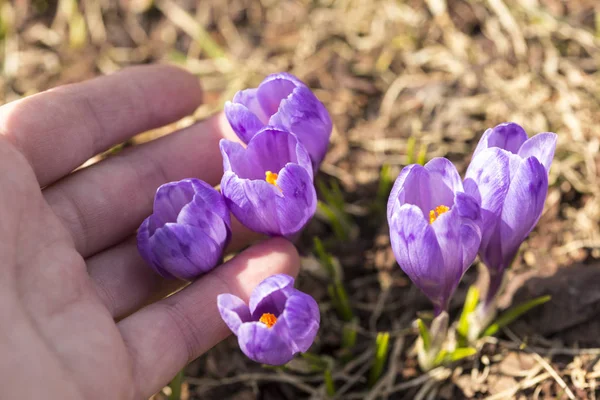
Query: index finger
117 238 301 398
0 64 202 187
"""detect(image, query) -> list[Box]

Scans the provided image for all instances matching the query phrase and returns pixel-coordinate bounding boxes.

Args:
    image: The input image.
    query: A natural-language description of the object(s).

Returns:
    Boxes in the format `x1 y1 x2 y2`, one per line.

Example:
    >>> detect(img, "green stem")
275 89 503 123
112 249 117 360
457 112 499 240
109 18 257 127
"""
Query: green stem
168 369 184 400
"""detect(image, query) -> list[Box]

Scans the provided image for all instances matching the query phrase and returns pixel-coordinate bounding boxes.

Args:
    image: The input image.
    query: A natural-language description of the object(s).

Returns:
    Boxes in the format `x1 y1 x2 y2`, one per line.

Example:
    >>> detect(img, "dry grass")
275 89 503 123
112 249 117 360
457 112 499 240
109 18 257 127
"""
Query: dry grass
2 0 600 398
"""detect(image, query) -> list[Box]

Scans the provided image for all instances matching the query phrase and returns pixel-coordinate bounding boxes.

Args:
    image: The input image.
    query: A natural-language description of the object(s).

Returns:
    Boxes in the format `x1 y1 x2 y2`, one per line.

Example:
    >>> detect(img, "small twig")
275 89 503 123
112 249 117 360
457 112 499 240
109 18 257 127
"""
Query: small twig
504 328 576 400
368 287 390 332
484 372 551 400
188 372 317 396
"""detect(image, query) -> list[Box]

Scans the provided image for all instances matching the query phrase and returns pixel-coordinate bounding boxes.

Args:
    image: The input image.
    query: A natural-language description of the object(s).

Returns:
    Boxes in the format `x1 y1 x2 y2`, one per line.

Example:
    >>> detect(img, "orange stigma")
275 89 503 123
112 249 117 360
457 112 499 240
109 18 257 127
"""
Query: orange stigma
265 171 279 186
259 313 277 328
429 205 450 224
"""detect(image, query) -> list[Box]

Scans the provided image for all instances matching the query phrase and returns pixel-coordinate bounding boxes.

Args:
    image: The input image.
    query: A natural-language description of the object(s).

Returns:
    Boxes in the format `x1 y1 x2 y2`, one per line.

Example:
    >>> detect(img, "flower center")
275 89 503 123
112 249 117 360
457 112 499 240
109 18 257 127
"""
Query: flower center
265 171 279 186
259 313 277 328
429 205 450 224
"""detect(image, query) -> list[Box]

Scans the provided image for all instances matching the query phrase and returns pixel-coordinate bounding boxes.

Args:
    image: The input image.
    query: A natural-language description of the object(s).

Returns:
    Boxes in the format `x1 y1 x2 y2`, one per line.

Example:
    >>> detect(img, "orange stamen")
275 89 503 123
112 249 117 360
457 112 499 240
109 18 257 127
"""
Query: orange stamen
429 205 450 224
265 171 279 186
259 313 277 328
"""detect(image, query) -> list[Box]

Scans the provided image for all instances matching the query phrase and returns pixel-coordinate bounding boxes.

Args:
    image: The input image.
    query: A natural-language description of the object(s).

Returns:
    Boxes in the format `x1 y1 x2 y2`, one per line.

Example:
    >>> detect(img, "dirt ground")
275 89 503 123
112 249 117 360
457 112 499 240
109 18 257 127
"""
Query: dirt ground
2 0 600 398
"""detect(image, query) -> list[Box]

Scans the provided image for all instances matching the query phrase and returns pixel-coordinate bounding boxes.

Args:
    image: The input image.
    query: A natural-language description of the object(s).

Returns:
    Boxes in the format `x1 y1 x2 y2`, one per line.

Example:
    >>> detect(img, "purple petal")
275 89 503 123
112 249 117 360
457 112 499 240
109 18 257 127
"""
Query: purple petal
270 85 332 167
249 274 295 317
137 217 175 279
190 180 231 229
464 147 512 238
274 163 317 237
429 209 480 312
177 199 230 249
389 204 447 311
148 224 222 280
221 163 316 237
257 75 298 117
221 128 312 180
517 132 557 174
454 191 480 221
480 227 505 274
220 139 265 180
386 164 421 221
424 158 463 209
217 294 251 335
224 101 265 144
237 321 295 365
473 123 528 159
263 72 306 87
232 88 269 123
386 164 432 217
499 156 548 264
149 180 196 233
276 291 320 353
220 173 283 235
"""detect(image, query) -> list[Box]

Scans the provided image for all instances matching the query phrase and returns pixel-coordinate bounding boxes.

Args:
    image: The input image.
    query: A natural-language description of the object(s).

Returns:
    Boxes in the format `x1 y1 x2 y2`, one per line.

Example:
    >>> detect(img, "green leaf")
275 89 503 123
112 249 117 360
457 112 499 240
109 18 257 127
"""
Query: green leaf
334 282 354 322
482 295 551 337
416 143 428 165
317 179 344 211
168 369 184 400
313 237 336 279
368 332 391 387
300 352 330 371
433 349 447 366
317 201 348 241
324 369 336 397
341 319 358 350
416 319 431 351
327 282 354 322
446 347 477 362
457 286 479 340
376 164 394 202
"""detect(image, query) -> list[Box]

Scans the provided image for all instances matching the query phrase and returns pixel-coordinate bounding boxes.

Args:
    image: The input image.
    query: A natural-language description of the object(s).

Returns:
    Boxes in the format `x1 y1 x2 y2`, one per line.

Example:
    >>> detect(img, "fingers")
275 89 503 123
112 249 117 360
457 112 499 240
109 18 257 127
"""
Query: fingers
117 238 300 399
0 64 202 187
44 113 237 258
87 217 261 319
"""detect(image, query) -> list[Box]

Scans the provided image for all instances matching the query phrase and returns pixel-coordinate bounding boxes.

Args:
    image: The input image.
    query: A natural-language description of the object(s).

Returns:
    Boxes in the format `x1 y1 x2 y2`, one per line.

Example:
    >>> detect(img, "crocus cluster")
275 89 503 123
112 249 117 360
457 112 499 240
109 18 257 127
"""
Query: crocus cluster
138 72 331 279
388 123 556 315
465 123 556 304
137 72 330 366
221 72 332 237
137 178 231 280
218 274 320 365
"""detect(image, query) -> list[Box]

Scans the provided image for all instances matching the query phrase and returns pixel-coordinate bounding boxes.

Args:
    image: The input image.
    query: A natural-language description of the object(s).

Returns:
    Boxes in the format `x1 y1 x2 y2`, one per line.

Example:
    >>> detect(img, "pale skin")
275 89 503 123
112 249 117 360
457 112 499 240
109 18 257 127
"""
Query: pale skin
0 65 299 399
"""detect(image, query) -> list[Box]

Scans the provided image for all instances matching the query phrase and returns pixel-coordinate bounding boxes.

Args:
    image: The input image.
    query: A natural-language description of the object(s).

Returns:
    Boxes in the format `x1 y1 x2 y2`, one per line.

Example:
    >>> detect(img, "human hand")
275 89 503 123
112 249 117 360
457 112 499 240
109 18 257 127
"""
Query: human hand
0 65 299 399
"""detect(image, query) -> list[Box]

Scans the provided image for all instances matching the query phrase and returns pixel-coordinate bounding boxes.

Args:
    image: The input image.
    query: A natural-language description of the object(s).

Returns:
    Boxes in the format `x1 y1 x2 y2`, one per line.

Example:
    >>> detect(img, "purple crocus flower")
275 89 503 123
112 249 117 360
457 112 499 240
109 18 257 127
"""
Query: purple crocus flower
224 72 332 168
465 122 557 303
218 274 320 365
220 127 317 238
387 158 482 314
137 179 231 280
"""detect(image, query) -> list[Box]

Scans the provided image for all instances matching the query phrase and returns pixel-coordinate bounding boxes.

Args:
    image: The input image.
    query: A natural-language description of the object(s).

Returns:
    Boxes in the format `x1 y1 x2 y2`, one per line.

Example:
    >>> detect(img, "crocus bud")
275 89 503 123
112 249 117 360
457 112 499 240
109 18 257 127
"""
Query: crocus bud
224 72 332 168
465 122 557 303
137 179 231 280
220 127 317 238
387 158 482 314
218 274 320 365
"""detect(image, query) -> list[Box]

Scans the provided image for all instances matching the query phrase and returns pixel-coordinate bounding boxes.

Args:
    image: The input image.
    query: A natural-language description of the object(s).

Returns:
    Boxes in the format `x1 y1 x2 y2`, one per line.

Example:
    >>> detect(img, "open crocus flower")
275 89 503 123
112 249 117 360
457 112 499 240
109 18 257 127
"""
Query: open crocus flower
137 179 231 280
217 274 320 365
220 127 317 238
224 72 332 168
465 122 557 303
387 158 482 314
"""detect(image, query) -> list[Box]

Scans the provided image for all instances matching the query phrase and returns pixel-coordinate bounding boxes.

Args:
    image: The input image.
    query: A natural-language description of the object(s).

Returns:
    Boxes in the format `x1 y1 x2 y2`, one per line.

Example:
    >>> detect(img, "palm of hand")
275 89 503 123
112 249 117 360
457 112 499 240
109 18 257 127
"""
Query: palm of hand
0 65 298 399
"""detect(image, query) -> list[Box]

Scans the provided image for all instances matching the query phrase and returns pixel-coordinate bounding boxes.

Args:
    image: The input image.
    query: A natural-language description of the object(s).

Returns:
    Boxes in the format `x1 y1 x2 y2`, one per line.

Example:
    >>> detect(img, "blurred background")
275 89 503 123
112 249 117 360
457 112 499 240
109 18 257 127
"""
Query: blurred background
2 0 600 398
